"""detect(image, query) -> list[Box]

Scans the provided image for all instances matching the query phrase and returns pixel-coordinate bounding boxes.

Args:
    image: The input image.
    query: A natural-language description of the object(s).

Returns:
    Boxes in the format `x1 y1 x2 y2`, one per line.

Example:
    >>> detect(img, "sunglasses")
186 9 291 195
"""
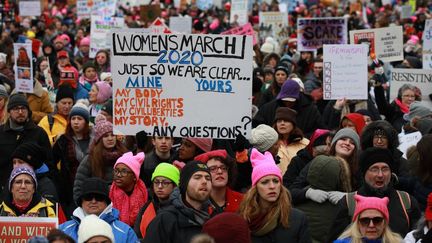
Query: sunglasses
82 194 106 202
358 217 384 226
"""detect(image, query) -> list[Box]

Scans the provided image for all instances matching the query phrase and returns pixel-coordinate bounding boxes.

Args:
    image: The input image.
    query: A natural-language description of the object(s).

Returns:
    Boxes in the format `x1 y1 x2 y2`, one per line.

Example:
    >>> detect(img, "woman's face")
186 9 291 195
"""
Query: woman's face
275 70 287 86
334 137 355 159
207 158 228 188
178 139 197 161
268 58 277 68
89 84 98 103
257 175 281 205
39 60 48 72
276 119 294 136
85 67 97 80
102 132 116 149
358 209 385 240
96 52 107 65
401 89 415 106
11 174 35 203
0 97 5 109
152 176 175 200
113 163 135 190
70 116 86 134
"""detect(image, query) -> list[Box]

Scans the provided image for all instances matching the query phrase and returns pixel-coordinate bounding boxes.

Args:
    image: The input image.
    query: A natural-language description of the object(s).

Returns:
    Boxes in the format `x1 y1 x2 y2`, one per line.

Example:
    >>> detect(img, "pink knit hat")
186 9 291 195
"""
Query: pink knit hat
93 115 113 144
353 195 389 222
95 81 112 104
80 36 90 46
114 152 145 179
187 138 213 153
250 148 282 186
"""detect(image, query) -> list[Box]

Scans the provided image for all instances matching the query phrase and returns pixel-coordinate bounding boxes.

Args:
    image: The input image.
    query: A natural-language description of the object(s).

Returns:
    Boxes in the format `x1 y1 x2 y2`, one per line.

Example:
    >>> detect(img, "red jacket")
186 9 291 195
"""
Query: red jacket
225 188 244 213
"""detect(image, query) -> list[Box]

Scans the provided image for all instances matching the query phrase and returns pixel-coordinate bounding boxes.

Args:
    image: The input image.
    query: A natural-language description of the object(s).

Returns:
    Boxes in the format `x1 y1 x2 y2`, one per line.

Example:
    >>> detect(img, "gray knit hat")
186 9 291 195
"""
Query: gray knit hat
0 85 8 98
331 128 360 149
249 124 278 152
404 101 432 122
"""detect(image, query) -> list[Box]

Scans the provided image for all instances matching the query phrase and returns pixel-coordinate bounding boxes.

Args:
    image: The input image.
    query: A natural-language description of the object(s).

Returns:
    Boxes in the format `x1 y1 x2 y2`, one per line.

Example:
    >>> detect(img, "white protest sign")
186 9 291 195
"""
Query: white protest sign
381 0 391 5
423 19 432 70
323 44 368 100
279 3 288 13
169 16 192 34
221 23 257 46
90 16 125 58
401 5 412 19
19 0 41 17
77 0 92 19
390 69 432 108
260 12 289 42
92 0 117 16
14 43 33 93
230 0 249 26
398 131 422 159
297 18 347 51
350 26 403 62
111 31 253 139
196 0 213 10
0 216 58 240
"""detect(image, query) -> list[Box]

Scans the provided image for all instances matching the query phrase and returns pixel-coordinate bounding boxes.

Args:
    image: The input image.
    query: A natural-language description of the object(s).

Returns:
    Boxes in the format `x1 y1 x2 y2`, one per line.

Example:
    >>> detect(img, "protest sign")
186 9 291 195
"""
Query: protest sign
260 12 289 42
19 0 41 17
381 0 391 5
221 23 257 46
0 216 57 241
401 5 412 19
323 44 368 100
111 31 253 139
350 26 403 62
14 43 33 93
390 69 432 107
77 0 92 19
90 16 125 58
230 0 249 26
398 131 422 159
169 16 192 34
196 0 212 10
149 18 172 34
92 0 117 16
423 19 432 70
297 18 347 51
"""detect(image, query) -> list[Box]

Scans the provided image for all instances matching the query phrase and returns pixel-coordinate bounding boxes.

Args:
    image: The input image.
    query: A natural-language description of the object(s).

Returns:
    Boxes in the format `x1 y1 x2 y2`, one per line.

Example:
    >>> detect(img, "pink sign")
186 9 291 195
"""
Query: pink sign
222 23 257 46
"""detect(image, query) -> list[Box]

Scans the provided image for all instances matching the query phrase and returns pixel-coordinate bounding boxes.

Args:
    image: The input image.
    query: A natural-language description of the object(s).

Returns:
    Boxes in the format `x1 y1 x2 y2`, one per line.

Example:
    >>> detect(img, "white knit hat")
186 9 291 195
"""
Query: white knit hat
0 53 7 63
249 124 279 152
100 72 112 82
77 215 115 243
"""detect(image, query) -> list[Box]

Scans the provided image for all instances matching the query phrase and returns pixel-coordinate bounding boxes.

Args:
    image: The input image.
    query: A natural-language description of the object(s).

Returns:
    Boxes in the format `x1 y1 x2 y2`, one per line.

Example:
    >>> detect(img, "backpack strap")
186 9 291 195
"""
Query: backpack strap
396 190 411 227
346 191 357 220
48 113 54 132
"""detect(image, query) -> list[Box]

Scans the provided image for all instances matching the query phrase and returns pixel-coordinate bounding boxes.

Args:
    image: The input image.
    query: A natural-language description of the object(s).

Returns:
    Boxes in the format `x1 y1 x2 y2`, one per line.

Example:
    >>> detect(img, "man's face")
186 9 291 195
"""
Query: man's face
152 137 173 154
186 171 212 204
81 193 108 215
57 98 73 117
9 106 29 125
364 162 391 189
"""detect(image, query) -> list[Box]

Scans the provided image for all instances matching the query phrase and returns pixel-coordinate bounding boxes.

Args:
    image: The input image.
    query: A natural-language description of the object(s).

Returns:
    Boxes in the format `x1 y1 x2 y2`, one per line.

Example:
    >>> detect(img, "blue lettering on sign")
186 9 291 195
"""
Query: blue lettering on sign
194 79 233 93
126 76 162 88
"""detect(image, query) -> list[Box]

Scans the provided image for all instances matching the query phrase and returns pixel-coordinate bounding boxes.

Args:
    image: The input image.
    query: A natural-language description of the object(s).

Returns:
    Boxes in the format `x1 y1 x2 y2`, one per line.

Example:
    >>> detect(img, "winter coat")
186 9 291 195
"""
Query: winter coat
251 208 311 243
253 94 324 137
140 150 174 188
374 85 406 132
0 193 56 217
35 164 58 203
411 179 432 211
0 119 52 194
404 225 429 243
334 238 384 243
210 187 244 214
327 185 421 242
277 138 309 175
59 204 138 243
143 188 211 243
134 197 171 239
38 113 67 145
283 148 313 188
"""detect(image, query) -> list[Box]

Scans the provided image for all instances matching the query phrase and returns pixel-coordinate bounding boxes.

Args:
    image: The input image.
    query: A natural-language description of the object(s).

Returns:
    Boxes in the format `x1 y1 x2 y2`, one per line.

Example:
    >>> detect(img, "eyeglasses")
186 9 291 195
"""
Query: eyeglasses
368 167 390 174
11 106 28 112
82 194 106 202
153 180 173 188
373 135 388 141
113 169 133 177
358 217 384 226
208 165 228 173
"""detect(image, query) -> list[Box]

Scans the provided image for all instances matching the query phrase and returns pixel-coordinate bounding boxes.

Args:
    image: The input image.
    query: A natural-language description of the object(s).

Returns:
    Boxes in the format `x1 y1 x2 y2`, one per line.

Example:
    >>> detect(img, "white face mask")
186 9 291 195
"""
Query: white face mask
375 66 384 75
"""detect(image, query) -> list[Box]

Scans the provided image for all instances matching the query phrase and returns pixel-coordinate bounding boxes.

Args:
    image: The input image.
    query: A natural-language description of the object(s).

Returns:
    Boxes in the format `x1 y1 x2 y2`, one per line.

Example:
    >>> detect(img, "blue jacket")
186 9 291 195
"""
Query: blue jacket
59 204 138 243
334 238 382 243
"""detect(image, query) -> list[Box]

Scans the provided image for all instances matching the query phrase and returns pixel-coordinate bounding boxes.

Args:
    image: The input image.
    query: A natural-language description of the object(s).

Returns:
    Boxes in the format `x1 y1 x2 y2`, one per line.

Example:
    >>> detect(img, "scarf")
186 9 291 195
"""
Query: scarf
102 149 122 167
12 199 32 213
394 98 409 114
109 179 148 226
248 207 280 236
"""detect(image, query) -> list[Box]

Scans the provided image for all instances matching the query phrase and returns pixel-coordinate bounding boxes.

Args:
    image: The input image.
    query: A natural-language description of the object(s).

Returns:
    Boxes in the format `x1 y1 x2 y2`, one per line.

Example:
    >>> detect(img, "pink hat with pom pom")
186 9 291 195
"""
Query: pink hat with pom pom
114 152 145 179
250 148 282 186
95 81 112 104
353 195 389 222
93 114 113 144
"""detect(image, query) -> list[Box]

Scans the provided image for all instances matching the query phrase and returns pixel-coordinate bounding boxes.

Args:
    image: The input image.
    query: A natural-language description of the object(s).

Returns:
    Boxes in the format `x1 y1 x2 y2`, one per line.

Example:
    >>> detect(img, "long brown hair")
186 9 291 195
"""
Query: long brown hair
329 138 359 188
239 184 292 228
89 139 127 178
65 117 90 140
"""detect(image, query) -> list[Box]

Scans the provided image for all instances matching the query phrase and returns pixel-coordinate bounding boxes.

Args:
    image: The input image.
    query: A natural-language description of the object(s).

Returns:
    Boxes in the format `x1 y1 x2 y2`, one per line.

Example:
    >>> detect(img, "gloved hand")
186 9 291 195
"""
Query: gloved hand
328 191 346 205
305 188 329 203
233 133 249 152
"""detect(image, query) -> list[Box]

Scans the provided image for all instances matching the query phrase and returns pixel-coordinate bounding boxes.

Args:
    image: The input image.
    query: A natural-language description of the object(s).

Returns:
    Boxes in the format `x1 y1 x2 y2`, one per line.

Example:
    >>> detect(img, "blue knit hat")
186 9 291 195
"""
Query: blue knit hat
69 101 90 122
9 166 37 191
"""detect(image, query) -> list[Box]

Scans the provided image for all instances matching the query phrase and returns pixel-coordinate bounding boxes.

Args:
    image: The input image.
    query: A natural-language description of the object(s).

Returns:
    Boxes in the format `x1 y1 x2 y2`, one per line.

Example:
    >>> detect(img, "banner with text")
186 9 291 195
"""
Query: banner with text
221 23 257 46
0 216 57 241
230 0 249 26
260 12 289 43
19 0 41 17
90 16 125 58
350 26 403 62
297 17 347 51
390 69 432 107
323 44 368 100
14 43 34 93
423 19 432 70
111 32 253 139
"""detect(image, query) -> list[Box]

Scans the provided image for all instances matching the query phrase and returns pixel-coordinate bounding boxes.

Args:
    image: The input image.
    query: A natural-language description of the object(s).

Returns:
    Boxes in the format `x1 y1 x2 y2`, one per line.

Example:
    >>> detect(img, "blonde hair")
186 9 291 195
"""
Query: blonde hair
239 184 292 228
338 219 403 243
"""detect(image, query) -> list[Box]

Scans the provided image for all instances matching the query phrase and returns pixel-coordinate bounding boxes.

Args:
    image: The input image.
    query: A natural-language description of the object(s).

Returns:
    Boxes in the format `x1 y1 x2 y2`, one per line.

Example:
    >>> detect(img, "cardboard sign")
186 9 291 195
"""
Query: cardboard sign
297 17 347 51
260 12 289 43
398 131 422 159
19 0 41 17
323 44 368 100
90 16 125 58
140 4 161 24
169 16 192 34
111 31 253 139
0 216 58 241
77 0 92 19
14 43 34 93
350 26 403 62
230 0 249 26
221 23 257 46
92 0 117 16
423 19 432 70
390 69 432 108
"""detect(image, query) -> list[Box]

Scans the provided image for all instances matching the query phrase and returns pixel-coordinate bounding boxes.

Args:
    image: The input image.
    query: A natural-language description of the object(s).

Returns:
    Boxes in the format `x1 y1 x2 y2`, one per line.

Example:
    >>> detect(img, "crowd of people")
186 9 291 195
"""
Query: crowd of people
0 0 432 242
